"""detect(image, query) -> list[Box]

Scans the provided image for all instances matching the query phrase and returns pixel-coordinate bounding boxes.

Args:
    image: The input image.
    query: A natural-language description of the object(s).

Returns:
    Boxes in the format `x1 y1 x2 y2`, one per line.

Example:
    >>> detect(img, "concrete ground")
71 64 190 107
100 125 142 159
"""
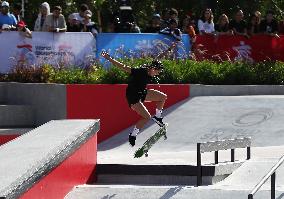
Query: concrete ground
67 96 284 199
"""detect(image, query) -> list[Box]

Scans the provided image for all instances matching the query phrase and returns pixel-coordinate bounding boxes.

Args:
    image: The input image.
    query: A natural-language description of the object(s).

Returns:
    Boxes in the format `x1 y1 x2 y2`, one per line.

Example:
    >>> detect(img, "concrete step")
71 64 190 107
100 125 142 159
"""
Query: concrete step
96 161 243 186
0 105 34 127
65 184 284 199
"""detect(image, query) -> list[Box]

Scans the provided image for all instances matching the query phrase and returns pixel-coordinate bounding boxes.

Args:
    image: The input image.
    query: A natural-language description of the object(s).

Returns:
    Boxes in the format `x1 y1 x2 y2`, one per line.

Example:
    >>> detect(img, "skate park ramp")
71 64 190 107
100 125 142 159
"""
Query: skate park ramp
98 96 284 163
67 96 284 199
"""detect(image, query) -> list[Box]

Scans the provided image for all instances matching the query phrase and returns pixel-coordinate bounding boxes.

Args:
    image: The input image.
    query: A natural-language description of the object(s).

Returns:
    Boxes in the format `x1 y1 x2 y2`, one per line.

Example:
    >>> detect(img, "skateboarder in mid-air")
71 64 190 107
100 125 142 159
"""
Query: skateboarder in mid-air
101 42 177 146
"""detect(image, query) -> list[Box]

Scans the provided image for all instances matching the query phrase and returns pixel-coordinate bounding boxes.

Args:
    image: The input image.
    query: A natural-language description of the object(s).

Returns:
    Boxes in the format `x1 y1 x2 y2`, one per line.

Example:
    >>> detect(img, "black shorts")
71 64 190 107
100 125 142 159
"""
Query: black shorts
126 89 148 107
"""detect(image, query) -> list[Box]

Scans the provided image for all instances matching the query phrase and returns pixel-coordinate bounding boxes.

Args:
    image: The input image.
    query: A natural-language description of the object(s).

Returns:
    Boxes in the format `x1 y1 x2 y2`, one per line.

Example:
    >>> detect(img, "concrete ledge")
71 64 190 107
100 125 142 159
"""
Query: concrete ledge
0 119 100 198
190 84 284 97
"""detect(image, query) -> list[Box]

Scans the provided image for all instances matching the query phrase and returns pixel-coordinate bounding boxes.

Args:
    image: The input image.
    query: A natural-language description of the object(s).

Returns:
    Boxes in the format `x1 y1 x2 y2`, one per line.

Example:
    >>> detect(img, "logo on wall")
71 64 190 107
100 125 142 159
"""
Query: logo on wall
232 41 253 62
15 43 37 66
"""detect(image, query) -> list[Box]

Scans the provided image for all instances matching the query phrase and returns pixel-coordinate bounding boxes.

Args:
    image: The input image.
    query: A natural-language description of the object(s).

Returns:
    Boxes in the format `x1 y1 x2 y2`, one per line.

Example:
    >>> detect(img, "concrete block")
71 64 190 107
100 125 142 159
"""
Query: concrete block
0 119 100 198
0 105 34 127
4 83 66 126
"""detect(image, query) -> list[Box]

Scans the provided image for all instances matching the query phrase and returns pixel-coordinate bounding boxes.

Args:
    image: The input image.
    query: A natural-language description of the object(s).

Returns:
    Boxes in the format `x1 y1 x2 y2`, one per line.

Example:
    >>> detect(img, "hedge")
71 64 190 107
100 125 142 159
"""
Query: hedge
1 59 284 85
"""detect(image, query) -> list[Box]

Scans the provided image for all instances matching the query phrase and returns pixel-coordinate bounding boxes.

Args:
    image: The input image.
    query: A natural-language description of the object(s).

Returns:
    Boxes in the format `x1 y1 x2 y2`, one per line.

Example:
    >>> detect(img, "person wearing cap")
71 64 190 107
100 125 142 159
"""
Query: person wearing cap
80 9 98 36
34 2 50 31
0 1 17 30
100 42 177 146
159 18 182 41
17 20 32 38
43 6 66 32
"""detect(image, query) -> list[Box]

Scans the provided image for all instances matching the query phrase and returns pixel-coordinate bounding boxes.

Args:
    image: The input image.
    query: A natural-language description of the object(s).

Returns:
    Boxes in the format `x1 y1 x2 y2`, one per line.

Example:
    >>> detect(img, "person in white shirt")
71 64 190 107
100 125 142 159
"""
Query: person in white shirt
34 2 50 31
198 8 215 35
71 4 89 24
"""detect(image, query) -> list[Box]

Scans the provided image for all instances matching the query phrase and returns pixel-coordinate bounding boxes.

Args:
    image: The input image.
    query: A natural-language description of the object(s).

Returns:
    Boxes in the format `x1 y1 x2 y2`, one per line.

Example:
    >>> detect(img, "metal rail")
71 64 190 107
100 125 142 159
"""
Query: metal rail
248 155 284 199
197 137 251 186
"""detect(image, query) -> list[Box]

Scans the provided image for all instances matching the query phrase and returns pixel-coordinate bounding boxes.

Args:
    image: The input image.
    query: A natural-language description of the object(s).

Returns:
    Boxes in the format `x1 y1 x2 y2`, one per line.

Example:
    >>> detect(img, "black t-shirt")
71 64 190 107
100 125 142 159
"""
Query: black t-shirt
229 20 247 33
259 19 278 33
144 26 161 33
247 23 260 34
127 67 151 93
215 24 229 32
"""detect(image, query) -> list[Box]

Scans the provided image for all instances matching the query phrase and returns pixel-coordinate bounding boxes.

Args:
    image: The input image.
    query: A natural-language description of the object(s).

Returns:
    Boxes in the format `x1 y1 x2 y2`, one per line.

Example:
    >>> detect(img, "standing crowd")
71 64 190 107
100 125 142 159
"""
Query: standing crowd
0 1 98 38
0 0 284 40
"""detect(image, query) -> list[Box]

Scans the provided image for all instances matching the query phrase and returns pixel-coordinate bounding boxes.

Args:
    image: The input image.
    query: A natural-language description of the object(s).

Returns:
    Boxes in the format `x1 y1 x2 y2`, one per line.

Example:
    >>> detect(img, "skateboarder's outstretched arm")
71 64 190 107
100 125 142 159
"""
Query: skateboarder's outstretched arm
155 41 178 60
101 51 131 73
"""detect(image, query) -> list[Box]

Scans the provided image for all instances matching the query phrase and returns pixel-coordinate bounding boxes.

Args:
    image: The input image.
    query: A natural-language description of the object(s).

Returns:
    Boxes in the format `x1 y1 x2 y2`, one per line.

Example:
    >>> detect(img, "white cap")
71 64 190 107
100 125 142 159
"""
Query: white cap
1 1 10 7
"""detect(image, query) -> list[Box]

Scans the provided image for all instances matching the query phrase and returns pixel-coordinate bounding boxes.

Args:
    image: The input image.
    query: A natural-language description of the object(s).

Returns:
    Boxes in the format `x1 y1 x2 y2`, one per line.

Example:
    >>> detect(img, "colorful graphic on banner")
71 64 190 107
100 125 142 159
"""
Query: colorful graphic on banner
96 33 191 68
195 35 284 62
0 32 96 73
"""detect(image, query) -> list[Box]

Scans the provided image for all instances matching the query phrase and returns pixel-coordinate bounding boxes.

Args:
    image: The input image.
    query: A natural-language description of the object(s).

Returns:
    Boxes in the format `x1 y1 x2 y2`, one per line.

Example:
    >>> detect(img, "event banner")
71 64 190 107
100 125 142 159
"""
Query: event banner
0 32 96 73
195 35 284 62
96 33 191 68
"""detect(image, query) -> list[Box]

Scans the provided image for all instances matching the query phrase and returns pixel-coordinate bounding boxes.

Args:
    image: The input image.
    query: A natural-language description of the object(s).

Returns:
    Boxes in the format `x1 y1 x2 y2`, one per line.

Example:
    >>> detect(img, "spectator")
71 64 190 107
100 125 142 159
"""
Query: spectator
247 13 261 36
12 3 22 22
43 6 67 33
160 9 170 29
181 15 196 41
114 4 141 33
229 10 249 37
80 10 98 36
198 8 215 35
71 4 89 23
259 10 279 37
169 8 179 21
17 20 32 38
0 1 17 30
215 14 233 35
160 18 182 41
144 14 161 33
255 10 262 19
67 14 81 32
34 2 50 31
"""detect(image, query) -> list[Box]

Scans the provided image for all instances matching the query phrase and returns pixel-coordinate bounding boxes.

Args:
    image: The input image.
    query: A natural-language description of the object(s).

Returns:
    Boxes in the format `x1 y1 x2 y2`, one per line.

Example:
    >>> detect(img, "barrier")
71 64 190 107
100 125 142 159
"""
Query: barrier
96 33 191 67
0 32 96 73
195 34 284 62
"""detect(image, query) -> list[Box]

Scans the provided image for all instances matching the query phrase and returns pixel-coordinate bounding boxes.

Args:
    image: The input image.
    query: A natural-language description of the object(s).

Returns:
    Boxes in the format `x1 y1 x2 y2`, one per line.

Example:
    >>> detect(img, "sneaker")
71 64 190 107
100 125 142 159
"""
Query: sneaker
129 134 136 146
152 116 165 127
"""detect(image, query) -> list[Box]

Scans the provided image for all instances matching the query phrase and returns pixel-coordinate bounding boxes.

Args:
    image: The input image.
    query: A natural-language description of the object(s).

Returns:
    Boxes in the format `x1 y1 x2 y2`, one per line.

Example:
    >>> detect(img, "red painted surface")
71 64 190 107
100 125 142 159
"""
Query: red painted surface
195 35 284 62
20 134 97 199
67 84 190 143
0 135 20 145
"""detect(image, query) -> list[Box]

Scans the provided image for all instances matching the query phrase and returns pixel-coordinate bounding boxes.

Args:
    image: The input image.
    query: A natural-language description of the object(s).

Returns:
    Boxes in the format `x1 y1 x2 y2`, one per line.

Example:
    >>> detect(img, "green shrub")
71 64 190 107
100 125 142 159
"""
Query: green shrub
2 59 284 85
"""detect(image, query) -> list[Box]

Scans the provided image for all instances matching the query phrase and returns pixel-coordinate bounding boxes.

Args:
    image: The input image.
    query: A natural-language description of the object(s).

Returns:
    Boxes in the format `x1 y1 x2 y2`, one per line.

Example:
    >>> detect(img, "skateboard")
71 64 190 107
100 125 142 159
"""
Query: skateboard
134 123 168 158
